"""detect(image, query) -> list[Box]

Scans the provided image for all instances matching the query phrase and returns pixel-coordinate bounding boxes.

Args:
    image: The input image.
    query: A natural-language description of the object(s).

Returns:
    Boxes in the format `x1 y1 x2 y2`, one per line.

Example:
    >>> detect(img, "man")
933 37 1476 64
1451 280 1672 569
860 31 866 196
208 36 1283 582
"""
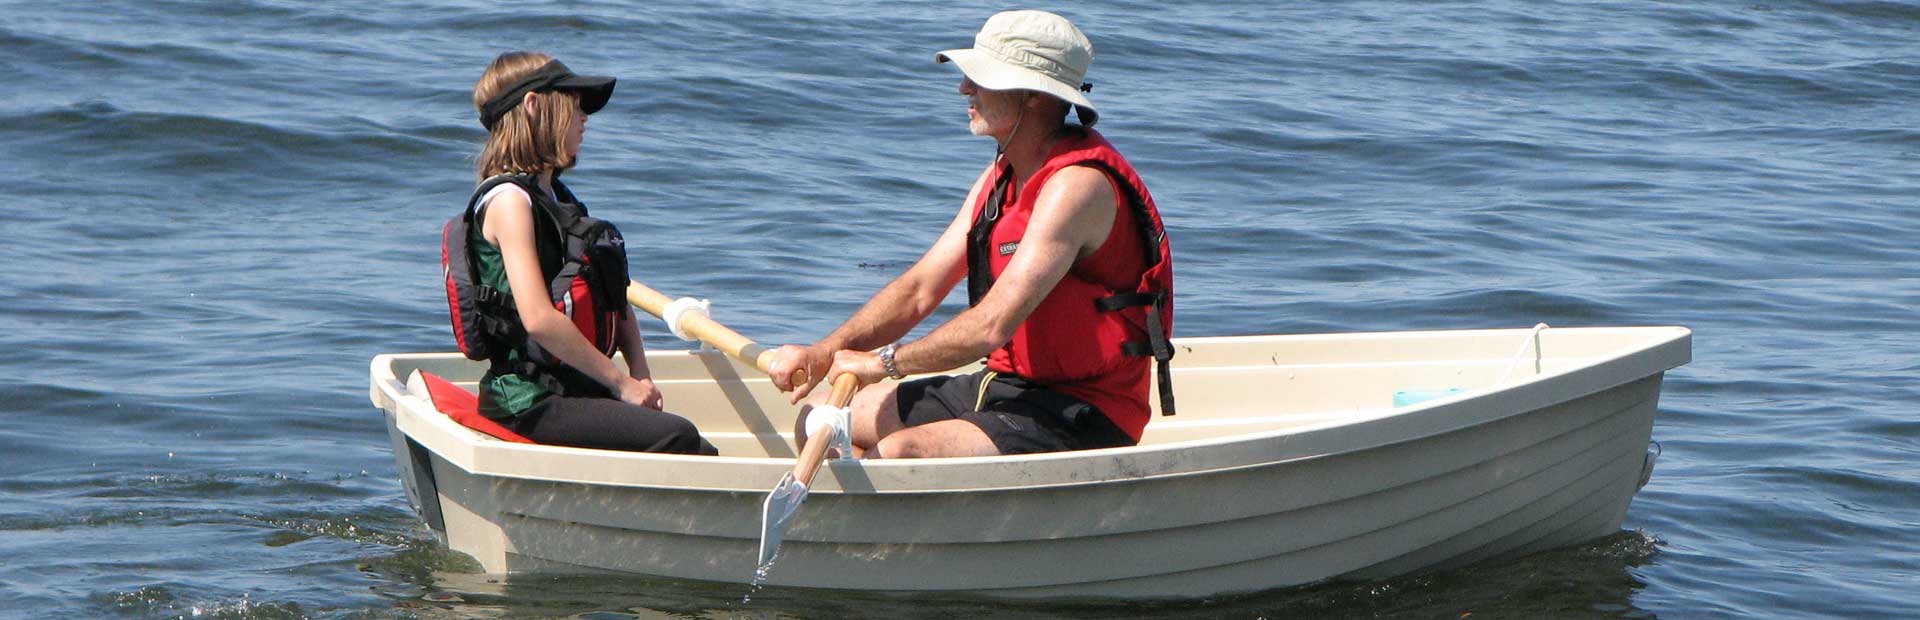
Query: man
769 10 1174 458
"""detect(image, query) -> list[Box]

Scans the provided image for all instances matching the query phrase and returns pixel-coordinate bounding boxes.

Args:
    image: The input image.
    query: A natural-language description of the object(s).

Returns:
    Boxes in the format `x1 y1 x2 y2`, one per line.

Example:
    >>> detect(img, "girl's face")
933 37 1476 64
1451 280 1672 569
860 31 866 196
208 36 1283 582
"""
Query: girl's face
564 98 586 164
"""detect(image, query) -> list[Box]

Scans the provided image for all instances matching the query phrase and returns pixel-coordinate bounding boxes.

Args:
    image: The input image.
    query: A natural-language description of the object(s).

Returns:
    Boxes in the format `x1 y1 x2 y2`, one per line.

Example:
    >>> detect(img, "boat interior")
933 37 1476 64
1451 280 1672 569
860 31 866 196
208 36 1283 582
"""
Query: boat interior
380 326 1690 458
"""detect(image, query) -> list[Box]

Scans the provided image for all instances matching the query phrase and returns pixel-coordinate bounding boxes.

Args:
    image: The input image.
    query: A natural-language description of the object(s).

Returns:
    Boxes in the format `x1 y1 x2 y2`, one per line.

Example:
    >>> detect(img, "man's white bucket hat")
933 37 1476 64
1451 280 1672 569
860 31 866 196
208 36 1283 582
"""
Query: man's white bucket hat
936 10 1098 127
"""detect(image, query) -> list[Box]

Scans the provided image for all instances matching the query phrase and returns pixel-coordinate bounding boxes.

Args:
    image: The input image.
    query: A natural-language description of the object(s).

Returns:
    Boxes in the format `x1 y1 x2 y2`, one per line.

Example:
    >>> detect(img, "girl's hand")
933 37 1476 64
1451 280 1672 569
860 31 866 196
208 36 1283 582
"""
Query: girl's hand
618 376 664 411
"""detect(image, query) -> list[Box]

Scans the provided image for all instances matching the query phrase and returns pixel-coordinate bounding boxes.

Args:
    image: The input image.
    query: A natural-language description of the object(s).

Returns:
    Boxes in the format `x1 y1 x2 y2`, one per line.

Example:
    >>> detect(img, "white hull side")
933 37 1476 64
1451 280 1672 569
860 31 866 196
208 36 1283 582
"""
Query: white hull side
408 376 1662 598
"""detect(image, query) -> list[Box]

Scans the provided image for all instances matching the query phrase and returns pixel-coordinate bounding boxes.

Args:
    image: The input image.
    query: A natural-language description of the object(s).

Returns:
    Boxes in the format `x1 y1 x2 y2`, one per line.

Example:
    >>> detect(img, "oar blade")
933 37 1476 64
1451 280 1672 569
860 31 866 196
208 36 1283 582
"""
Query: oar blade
757 471 809 569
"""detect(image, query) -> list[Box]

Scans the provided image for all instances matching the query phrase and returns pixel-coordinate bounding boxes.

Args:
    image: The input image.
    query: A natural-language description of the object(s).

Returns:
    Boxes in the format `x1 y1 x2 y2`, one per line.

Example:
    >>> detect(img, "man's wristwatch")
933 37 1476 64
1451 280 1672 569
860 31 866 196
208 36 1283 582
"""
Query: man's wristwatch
879 343 904 380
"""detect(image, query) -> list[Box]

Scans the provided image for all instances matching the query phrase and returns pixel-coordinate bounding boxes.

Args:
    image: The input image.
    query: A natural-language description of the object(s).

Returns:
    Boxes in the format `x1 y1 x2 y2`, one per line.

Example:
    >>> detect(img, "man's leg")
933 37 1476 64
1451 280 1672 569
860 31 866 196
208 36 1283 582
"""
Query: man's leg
873 373 1121 457
873 419 1000 458
847 382 904 451
827 371 1004 458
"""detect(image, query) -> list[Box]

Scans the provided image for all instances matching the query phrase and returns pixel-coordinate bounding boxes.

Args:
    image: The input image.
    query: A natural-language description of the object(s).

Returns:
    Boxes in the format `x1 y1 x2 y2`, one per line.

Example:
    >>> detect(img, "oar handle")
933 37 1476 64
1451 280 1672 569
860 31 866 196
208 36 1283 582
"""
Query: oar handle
794 372 861 487
626 280 805 384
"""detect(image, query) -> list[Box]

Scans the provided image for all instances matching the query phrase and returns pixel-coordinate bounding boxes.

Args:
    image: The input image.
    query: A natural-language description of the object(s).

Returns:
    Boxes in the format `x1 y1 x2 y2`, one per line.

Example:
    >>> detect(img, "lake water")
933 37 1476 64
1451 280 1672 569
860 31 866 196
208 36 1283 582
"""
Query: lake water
2 1 1915 618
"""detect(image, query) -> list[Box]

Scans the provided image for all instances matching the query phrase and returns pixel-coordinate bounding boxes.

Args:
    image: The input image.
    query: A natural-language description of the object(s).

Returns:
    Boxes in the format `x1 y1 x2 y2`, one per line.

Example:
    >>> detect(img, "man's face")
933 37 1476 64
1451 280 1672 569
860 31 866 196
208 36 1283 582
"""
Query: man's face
961 76 1027 139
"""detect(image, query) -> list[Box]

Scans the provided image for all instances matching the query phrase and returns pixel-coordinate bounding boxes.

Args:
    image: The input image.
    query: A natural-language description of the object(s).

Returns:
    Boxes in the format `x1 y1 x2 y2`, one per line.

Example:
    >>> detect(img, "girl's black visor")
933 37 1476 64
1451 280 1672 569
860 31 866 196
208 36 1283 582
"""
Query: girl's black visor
478 60 616 130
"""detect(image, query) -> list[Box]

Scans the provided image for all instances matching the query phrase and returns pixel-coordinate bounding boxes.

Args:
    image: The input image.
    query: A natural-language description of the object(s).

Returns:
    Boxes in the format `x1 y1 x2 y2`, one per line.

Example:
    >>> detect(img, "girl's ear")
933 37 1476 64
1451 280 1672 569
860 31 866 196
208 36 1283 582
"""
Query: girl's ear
521 91 540 118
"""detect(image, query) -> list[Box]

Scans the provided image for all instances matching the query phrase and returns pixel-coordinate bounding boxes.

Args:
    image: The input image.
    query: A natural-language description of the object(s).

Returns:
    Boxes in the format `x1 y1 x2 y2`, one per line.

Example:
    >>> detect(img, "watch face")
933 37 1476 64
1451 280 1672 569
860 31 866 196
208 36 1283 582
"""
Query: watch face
882 344 902 378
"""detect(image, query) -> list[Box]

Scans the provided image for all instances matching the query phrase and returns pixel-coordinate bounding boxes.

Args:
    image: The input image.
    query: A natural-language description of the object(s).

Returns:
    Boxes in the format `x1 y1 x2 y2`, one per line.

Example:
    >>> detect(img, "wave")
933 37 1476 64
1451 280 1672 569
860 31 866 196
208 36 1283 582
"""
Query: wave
0 100 454 200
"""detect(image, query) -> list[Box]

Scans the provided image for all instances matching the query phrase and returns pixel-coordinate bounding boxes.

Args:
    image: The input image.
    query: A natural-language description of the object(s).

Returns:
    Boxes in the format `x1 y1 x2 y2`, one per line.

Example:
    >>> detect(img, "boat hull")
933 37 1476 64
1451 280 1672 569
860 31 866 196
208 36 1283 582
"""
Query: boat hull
371 326 1688 598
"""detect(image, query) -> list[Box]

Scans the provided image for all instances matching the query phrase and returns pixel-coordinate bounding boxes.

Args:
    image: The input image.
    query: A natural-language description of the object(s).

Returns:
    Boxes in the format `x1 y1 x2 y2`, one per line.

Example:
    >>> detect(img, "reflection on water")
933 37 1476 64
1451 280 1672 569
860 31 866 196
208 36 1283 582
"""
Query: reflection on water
356 530 1658 620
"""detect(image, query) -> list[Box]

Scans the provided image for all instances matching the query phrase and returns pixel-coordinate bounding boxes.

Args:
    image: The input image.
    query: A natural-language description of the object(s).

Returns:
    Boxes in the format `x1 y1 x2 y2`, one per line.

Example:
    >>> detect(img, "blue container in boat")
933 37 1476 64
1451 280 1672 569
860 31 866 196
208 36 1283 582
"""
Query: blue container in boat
1393 388 1464 407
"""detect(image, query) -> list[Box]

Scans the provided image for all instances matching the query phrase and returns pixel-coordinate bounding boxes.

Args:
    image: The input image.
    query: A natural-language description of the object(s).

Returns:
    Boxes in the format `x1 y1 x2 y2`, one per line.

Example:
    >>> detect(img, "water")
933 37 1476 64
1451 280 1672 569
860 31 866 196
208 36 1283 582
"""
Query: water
3 1 1916 618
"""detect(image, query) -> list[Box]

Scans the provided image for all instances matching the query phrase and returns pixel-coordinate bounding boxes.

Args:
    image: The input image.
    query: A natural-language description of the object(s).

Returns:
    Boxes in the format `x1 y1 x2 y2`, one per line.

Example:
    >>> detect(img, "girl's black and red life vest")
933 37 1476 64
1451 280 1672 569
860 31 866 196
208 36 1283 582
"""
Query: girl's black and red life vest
966 128 1175 442
442 173 630 397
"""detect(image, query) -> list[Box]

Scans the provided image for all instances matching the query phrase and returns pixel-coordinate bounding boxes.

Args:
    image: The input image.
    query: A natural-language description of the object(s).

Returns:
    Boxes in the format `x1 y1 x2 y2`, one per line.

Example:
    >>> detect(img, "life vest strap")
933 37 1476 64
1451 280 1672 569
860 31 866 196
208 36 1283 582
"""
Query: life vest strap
1093 291 1157 312
966 162 1014 307
1104 291 1175 416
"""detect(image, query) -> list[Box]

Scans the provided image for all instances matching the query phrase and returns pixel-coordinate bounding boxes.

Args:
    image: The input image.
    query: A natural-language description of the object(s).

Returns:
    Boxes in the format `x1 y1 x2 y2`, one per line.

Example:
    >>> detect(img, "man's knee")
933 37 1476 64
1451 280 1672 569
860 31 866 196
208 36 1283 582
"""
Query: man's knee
792 404 815 446
873 422 997 459
874 433 930 459
850 384 901 447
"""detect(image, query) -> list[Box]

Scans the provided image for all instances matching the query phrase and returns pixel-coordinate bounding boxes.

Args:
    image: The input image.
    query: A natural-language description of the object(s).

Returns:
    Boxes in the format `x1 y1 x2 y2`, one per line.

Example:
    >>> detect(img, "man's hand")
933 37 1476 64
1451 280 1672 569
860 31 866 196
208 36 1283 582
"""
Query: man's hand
769 344 832 403
830 349 889 388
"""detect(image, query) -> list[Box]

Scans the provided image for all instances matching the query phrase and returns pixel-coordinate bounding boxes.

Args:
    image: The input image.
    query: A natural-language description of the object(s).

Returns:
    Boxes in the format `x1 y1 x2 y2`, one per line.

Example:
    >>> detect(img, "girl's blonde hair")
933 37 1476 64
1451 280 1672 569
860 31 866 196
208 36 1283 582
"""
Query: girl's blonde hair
473 51 582 180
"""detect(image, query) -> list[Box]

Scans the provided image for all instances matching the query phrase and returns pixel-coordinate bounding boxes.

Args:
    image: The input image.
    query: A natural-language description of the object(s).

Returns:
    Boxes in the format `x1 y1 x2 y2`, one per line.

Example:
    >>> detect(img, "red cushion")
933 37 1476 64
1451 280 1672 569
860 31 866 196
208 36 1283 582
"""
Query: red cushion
418 371 535 444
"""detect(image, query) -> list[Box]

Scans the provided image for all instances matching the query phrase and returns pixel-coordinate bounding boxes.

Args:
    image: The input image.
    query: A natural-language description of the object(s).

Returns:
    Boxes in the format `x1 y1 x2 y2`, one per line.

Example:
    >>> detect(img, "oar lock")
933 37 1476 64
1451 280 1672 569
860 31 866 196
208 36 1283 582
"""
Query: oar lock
661 297 713 342
803 404 856 461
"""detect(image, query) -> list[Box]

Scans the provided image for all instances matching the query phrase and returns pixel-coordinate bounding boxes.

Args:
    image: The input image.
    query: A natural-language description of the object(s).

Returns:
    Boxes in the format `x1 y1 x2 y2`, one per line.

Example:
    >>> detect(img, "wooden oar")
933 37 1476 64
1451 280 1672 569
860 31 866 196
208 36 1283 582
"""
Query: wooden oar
624 280 857 570
758 372 860 569
627 280 787 377
793 372 859 487
629 280 812 459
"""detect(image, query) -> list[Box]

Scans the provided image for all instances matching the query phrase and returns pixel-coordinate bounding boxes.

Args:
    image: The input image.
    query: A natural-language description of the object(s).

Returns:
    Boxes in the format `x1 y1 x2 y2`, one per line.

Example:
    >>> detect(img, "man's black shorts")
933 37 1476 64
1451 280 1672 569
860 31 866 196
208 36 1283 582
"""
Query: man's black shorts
894 369 1135 454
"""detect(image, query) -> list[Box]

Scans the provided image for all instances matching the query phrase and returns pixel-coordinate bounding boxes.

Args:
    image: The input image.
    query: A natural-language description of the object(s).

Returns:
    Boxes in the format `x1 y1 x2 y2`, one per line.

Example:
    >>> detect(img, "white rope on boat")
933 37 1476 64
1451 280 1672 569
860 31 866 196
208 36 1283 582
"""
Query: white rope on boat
661 296 711 342
1495 323 1551 386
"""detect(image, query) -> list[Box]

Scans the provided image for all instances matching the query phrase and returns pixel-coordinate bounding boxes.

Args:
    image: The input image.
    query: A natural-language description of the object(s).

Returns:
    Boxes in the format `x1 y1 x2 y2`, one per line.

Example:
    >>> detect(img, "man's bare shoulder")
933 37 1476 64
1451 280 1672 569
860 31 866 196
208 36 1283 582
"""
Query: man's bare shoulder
1037 164 1119 212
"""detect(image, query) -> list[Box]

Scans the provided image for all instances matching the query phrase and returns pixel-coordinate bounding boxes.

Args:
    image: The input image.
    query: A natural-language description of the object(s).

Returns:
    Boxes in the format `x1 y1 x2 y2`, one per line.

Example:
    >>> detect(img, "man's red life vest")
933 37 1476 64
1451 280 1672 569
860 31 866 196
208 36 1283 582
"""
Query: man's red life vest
966 128 1175 441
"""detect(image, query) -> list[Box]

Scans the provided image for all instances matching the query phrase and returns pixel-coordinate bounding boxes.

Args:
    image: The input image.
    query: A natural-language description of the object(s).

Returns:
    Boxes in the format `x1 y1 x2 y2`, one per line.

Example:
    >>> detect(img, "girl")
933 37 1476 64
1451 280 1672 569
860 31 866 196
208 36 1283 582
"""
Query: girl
460 51 716 455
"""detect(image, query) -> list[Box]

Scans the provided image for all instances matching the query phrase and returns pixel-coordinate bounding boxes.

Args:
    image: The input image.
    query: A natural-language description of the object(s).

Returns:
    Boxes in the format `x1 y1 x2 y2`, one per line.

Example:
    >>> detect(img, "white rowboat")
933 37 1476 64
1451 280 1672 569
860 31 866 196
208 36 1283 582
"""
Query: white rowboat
369 325 1689 599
